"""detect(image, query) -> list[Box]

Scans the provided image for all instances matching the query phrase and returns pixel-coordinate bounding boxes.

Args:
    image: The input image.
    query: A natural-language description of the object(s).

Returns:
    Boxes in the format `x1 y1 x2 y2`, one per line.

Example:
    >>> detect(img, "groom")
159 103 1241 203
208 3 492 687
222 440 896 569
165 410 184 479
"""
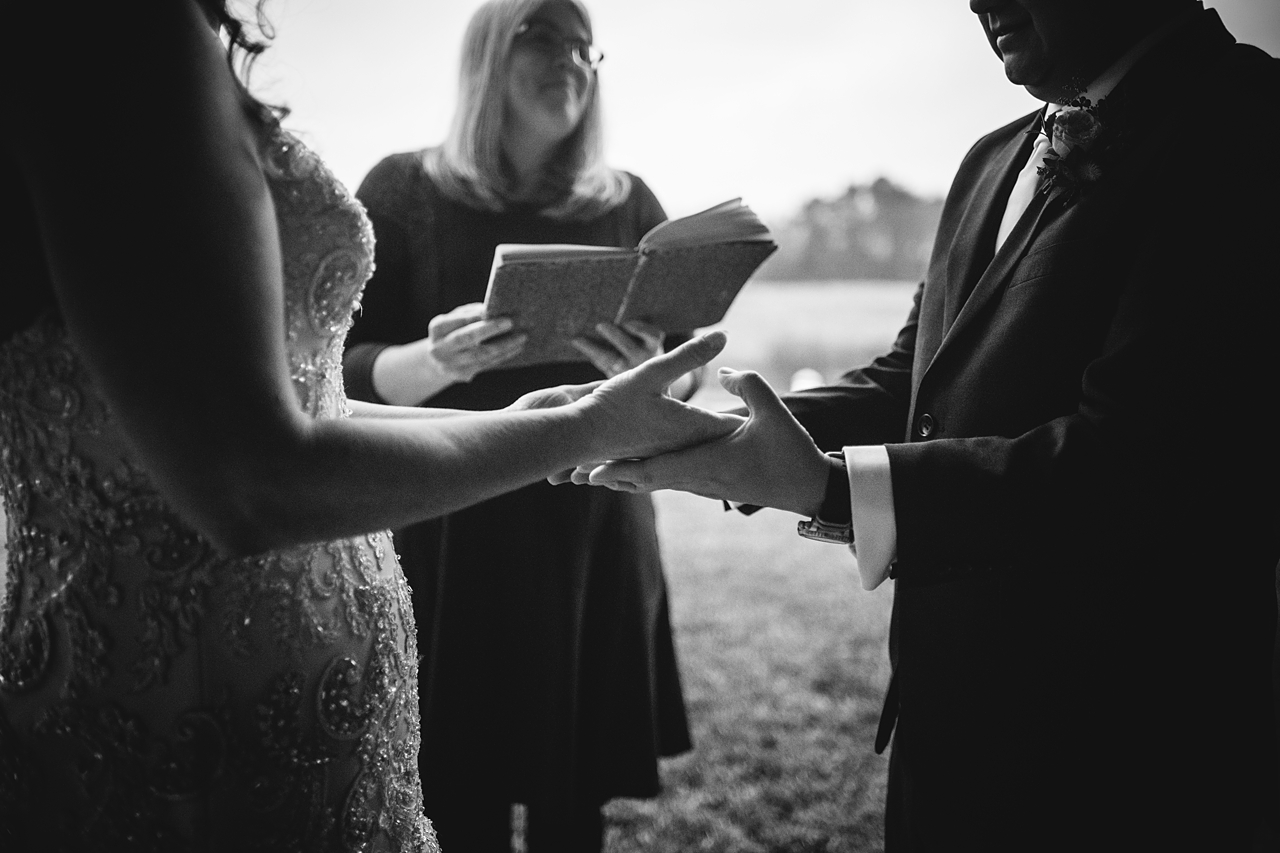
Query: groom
588 1 1279 849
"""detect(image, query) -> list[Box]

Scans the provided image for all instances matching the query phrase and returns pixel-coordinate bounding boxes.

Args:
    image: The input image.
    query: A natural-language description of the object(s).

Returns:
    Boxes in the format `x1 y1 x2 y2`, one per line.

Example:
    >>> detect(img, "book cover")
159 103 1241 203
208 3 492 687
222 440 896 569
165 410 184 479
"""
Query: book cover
617 240 778 330
483 249 637 367
482 199 776 368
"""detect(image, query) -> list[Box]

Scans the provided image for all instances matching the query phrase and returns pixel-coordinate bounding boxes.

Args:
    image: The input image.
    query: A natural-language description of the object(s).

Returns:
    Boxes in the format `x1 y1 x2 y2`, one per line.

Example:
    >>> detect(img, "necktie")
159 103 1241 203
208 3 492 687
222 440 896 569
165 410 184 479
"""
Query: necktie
994 105 1059 252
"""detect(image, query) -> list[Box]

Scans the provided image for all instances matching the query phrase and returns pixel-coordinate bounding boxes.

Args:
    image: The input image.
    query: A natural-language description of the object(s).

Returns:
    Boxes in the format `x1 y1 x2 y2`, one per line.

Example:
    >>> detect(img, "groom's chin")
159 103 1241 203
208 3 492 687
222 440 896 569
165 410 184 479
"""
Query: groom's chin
1001 57 1068 102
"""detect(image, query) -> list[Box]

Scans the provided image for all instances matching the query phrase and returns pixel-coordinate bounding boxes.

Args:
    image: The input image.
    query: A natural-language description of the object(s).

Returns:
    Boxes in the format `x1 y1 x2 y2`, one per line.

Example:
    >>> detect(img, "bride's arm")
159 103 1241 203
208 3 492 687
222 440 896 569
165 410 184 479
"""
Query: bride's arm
10 0 733 557
345 401 473 420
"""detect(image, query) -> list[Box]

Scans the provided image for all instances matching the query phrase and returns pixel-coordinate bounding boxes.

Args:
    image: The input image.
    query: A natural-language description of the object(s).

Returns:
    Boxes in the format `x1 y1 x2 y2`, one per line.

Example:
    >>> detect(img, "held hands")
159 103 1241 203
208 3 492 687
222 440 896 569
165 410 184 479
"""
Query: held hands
583 367 830 517
372 303 527 406
571 320 664 378
543 332 743 478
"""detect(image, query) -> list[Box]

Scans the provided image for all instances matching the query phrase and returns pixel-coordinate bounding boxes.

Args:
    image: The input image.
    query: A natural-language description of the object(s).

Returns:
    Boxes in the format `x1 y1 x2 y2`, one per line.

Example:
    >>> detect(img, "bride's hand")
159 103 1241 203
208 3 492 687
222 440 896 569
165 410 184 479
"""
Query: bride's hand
507 380 601 412
566 331 742 475
587 366 828 515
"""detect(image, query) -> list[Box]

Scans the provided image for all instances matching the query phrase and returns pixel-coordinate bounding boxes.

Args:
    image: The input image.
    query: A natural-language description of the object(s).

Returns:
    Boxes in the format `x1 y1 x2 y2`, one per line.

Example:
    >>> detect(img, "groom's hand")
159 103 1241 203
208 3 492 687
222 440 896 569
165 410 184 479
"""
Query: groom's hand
554 332 742 481
587 367 830 516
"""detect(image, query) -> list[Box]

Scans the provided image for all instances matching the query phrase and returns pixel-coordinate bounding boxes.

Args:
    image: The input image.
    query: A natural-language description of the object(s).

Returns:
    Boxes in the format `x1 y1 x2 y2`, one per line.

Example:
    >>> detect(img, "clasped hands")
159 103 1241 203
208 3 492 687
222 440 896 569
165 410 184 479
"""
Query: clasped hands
387 306 831 514
515 332 832 518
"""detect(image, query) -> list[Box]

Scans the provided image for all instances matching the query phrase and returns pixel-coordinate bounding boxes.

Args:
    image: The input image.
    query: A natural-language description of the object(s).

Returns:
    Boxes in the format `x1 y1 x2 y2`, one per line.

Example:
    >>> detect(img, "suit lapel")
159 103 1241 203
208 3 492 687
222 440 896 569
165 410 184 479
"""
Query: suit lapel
942 117 1039 332
926 174 1068 379
927 9 1236 381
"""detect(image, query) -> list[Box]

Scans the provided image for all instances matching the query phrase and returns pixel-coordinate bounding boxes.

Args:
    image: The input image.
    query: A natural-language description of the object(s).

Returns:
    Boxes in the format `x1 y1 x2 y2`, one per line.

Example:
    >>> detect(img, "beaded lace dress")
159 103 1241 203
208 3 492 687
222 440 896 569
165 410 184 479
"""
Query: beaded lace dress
0 131 439 852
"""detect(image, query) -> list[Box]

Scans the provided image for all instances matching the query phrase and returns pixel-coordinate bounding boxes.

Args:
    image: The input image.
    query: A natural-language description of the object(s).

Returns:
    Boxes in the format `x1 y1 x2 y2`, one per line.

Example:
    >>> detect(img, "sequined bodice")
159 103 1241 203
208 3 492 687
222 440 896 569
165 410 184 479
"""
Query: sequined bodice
0 132 437 852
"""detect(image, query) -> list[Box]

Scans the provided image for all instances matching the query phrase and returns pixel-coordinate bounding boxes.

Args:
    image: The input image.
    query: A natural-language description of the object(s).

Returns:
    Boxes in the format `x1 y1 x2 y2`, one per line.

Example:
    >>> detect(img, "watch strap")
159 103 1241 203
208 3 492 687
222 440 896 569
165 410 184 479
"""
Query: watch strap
818 451 852 525
797 452 853 545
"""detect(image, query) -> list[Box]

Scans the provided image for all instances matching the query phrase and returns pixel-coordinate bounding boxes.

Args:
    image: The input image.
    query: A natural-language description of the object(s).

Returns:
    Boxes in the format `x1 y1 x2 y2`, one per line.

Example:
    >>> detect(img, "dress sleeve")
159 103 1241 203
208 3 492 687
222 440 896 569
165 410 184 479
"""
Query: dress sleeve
343 157 418 404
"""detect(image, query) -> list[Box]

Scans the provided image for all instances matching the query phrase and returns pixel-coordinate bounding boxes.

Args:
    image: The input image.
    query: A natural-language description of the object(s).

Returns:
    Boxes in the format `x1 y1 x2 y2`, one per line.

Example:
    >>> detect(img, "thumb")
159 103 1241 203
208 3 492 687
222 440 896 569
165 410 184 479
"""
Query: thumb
718 368 788 419
632 330 727 390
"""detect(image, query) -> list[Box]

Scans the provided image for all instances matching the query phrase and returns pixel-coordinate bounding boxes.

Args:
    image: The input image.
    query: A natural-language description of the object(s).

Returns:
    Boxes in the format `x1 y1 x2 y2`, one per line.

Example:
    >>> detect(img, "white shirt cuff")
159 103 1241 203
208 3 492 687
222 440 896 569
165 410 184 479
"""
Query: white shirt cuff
843 445 897 590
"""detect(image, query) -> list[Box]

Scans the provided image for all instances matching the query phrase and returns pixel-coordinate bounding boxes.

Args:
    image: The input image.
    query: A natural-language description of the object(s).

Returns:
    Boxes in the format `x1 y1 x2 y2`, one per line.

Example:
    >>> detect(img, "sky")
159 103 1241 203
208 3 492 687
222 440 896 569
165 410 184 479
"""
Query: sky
251 0 1280 225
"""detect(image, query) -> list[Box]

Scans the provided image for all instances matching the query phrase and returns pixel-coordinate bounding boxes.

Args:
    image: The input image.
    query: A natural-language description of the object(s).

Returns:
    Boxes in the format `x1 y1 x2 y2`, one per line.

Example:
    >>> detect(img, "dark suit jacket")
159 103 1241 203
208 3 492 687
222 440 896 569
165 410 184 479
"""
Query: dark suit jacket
786 8 1279 850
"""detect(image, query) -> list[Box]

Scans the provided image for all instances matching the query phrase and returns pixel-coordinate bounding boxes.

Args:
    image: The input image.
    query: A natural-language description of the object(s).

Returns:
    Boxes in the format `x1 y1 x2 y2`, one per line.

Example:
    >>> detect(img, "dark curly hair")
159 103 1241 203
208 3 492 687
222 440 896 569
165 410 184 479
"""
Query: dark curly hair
198 0 288 127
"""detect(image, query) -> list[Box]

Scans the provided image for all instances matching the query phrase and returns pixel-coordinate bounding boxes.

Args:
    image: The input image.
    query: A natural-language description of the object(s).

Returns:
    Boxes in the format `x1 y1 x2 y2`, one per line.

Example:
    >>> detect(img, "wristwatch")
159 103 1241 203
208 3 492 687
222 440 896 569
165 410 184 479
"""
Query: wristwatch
797 452 854 545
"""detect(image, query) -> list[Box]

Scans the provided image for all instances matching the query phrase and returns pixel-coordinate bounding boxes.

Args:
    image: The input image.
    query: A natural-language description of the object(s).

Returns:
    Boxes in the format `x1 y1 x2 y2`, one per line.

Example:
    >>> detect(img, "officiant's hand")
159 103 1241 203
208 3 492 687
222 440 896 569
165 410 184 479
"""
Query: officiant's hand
371 302 527 406
571 320 664 378
583 367 830 516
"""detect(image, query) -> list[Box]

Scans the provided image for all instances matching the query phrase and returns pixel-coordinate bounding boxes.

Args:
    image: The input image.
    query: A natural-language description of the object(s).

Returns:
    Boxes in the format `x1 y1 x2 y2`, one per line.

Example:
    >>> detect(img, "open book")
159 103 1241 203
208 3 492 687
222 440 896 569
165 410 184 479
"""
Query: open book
482 198 777 367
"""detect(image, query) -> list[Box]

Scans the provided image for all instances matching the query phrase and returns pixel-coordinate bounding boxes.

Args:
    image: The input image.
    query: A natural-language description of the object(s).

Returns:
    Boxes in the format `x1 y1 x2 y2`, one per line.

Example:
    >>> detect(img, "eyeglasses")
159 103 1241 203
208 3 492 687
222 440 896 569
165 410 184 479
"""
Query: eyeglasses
512 21 604 70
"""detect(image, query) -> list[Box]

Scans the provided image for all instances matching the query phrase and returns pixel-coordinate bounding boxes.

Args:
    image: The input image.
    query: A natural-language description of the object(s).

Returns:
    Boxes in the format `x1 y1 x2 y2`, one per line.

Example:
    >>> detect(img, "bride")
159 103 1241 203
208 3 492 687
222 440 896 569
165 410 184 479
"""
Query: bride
0 1 736 849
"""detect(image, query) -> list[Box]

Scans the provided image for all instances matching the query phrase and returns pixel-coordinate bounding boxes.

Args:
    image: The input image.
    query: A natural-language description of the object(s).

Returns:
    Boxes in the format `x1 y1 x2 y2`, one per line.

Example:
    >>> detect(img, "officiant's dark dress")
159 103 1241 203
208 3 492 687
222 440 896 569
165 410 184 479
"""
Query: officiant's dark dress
342 150 692 828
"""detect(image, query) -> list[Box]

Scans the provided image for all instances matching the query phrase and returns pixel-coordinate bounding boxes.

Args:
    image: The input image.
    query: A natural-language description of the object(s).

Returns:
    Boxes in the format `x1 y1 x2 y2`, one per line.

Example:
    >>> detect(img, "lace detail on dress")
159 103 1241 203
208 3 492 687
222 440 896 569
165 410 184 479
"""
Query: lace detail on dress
0 130 437 852
269 133 376 420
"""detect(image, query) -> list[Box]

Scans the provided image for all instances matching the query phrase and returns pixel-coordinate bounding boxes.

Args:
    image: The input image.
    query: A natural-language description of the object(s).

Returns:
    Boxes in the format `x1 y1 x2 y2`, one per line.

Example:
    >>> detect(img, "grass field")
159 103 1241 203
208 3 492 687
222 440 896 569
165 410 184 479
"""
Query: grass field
593 281 915 853
601 490 895 853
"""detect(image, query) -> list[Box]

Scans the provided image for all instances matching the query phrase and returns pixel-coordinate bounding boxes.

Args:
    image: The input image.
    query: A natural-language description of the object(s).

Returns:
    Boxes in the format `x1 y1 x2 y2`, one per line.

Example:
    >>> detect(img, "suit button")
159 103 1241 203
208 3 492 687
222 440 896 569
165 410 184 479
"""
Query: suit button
916 413 936 438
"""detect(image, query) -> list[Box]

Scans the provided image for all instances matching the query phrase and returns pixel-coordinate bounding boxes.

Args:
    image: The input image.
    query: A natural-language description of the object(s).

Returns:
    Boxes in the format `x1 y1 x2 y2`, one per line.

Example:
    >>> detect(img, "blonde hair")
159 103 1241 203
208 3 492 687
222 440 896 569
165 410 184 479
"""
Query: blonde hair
425 0 632 220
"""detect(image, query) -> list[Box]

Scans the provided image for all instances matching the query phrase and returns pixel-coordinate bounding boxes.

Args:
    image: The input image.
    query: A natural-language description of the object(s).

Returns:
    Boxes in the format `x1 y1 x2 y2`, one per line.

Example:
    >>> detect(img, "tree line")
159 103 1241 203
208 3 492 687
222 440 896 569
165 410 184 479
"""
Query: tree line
758 177 944 282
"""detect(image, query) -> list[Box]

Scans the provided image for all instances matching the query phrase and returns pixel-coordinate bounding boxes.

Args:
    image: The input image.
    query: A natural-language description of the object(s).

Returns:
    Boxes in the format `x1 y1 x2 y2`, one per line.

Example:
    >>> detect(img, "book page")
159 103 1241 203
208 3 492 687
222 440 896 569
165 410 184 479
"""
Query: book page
493 243 634 263
616 241 778 331
639 198 773 250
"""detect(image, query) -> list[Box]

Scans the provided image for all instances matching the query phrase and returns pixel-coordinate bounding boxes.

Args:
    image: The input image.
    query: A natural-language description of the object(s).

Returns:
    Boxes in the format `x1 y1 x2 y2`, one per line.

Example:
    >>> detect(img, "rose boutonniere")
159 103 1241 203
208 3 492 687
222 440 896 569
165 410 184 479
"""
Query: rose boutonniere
1036 93 1123 204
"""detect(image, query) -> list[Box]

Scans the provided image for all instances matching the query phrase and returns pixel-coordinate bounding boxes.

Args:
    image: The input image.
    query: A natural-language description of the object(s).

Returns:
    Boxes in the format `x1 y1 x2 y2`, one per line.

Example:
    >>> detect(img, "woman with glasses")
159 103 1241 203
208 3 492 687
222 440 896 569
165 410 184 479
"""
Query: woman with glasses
342 1 700 850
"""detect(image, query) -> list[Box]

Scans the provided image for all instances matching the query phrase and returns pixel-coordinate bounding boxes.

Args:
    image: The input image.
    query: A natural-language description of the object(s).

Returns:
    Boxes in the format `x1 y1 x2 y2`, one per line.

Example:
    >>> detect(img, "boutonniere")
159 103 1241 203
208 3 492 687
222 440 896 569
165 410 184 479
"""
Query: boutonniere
1036 92 1125 204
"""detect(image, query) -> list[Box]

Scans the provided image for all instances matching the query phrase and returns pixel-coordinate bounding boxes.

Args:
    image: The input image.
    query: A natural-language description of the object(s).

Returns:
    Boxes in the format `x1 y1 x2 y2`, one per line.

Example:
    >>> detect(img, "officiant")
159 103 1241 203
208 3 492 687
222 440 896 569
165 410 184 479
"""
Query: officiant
341 1 701 850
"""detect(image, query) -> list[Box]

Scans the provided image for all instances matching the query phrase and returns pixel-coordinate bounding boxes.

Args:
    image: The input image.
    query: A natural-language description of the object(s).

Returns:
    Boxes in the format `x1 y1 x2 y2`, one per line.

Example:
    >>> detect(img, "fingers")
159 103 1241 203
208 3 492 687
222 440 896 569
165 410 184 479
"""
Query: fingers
717 368 790 419
628 330 727 392
572 322 665 378
428 302 487 338
431 315 526 380
570 336 628 378
587 459 645 489
588 454 702 493
441 316 517 352
548 462 605 486
546 467 579 485
597 322 662 366
621 320 664 351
